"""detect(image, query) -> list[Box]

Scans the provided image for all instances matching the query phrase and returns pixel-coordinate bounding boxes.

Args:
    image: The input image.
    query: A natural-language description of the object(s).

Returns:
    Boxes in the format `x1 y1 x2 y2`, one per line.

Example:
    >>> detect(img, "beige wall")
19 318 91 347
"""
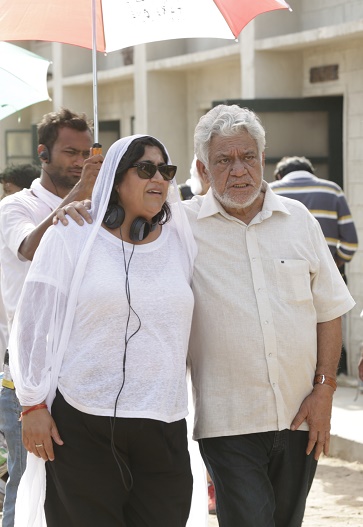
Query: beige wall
147 71 188 180
296 39 363 371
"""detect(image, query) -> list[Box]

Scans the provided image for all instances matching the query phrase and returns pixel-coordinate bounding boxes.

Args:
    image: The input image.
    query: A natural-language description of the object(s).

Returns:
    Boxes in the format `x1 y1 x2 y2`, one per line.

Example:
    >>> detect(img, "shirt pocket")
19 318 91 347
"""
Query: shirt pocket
273 259 312 303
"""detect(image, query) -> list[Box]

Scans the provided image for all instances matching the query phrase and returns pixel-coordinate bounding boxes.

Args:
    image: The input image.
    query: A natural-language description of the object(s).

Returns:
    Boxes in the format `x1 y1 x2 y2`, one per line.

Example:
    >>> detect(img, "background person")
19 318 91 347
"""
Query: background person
0 164 40 365
0 163 40 512
9 135 199 527
270 155 358 270
0 108 101 527
0 164 40 200
358 351 363 382
178 156 210 202
358 310 363 383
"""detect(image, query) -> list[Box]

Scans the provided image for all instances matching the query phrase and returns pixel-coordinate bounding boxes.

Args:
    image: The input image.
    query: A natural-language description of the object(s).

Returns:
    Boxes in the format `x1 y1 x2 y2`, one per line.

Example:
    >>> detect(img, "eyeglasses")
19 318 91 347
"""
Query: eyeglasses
132 162 177 181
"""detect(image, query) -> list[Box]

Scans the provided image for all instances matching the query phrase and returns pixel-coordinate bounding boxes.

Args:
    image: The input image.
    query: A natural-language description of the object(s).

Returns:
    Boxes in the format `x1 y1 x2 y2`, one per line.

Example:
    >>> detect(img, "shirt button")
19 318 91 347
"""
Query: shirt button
269 353 273 357
264 320 269 325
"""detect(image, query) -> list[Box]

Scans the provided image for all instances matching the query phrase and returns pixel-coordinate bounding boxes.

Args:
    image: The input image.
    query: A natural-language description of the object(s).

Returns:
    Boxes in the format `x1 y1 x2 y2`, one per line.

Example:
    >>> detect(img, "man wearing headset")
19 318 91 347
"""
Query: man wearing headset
0 108 102 527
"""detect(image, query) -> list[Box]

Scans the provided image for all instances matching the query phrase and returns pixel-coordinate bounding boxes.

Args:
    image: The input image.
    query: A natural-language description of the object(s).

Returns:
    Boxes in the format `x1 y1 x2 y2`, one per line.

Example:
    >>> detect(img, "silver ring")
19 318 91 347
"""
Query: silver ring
35 443 44 448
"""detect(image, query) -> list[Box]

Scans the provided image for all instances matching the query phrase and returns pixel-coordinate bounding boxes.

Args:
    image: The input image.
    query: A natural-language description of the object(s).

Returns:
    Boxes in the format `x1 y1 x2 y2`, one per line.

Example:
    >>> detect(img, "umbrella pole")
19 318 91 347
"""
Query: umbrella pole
91 0 102 153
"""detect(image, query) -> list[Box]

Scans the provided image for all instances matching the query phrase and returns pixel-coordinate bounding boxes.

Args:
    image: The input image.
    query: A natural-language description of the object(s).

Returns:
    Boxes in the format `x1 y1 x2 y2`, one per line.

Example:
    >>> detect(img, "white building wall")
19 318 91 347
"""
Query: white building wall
147 71 188 179
301 0 363 29
300 38 363 371
98 81 134 131
255 51 303 98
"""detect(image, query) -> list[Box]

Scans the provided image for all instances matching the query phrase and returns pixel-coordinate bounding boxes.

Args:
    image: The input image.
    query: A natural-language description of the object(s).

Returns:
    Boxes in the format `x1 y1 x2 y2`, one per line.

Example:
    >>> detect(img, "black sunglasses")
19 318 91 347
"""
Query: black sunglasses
132 162 177 181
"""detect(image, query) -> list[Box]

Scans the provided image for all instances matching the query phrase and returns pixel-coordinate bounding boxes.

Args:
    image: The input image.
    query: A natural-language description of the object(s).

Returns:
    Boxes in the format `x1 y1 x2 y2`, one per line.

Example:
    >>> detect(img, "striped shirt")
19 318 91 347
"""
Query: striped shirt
270 171 358 262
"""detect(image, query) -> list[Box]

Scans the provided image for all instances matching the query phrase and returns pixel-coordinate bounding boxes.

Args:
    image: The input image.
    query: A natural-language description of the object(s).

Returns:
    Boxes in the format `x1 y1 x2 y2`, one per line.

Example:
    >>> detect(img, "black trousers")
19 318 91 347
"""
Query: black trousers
200 429 317 527
45 391 193 527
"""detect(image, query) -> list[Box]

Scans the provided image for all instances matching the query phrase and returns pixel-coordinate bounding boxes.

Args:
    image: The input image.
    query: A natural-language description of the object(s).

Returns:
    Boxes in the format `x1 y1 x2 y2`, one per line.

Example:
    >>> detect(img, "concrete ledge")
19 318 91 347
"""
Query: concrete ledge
330 435 363 464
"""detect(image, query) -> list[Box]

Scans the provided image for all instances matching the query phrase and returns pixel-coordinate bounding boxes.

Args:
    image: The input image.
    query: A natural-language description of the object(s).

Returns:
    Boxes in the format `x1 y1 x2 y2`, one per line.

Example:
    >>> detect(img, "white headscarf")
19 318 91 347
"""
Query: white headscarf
10 134 197 527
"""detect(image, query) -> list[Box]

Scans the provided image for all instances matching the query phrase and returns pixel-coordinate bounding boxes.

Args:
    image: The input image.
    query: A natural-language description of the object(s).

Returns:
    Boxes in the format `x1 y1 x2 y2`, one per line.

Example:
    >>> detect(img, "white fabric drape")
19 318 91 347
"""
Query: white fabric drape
9 135 199 526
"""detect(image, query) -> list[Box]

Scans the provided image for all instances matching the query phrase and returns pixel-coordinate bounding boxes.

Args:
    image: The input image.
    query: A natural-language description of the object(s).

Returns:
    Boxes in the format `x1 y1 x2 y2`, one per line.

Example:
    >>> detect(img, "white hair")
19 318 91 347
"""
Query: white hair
194 104 266 167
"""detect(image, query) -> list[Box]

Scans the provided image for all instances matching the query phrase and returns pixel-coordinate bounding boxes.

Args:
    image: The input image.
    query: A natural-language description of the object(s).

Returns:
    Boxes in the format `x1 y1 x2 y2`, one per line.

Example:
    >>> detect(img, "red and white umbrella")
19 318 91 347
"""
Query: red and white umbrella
0 0 291 53
0 0 291 140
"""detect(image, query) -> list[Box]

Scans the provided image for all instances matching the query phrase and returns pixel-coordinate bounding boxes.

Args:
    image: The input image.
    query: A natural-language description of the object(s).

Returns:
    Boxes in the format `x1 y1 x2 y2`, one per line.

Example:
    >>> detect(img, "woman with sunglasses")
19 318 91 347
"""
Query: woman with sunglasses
9 135 199 527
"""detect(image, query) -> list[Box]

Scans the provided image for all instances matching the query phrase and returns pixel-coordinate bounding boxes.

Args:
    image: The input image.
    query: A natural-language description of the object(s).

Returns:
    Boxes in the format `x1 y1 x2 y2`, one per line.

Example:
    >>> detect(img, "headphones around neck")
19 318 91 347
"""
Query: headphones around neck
103 203 159 242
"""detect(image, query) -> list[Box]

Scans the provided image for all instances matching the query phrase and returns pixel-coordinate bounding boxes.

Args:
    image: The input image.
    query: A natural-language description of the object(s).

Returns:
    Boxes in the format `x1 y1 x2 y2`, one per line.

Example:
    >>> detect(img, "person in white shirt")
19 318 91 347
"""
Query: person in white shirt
0 164 40 366
10 135 199 527
0 163 40 515
184 105 355 527
0 108 102 527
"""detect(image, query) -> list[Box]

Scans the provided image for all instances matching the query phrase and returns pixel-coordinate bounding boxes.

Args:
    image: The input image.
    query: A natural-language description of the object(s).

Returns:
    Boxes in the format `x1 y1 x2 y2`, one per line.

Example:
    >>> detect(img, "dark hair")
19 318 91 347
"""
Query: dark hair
110 136 171 224
0 164 40 189
274 156 315 180
37 108 93 154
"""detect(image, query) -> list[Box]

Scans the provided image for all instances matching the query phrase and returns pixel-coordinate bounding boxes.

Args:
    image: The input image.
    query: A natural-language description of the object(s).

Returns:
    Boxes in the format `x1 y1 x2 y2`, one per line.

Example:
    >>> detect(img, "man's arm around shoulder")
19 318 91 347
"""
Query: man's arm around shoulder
19 155 102 261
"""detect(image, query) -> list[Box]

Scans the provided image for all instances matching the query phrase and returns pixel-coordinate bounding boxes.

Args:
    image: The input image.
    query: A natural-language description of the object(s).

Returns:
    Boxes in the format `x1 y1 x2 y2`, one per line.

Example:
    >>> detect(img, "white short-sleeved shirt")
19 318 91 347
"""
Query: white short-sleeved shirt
0 183 61 329
183 182 355 440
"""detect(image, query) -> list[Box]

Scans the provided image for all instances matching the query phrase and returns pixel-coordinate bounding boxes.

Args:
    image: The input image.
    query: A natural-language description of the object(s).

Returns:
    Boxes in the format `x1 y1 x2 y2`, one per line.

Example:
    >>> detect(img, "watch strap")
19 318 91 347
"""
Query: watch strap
314 373 337 391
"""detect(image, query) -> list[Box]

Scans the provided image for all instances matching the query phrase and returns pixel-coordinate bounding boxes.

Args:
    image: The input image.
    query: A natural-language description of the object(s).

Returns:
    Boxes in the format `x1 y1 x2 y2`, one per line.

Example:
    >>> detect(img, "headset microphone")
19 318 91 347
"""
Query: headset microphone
39 146 50 162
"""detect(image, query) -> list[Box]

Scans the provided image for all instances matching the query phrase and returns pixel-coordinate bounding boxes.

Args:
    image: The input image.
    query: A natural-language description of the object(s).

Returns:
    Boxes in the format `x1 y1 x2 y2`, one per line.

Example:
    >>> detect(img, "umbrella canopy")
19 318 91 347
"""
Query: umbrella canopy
0 0 291 139
0 42 51 121
0 0 291 53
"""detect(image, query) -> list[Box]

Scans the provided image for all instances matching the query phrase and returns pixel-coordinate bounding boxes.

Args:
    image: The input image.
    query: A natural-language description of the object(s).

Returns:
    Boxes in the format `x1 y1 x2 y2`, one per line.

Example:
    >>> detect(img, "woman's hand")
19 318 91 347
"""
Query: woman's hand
22 408 64 461
53 199 93 226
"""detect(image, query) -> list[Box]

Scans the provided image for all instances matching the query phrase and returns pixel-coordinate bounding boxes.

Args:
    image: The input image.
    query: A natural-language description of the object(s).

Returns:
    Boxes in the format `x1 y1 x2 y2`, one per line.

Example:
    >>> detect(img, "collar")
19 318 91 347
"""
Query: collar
30 178 62 210
198 181 290 223
281 170 318 182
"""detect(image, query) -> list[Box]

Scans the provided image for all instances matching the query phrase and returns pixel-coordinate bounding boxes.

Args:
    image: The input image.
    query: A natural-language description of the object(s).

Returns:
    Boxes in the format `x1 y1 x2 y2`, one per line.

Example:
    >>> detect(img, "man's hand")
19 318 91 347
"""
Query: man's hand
52 152 101 225
358 356 363 382
17 153 102 262
22 407 64 462
71 153 103 200
290 384 334 460
53 199 92 226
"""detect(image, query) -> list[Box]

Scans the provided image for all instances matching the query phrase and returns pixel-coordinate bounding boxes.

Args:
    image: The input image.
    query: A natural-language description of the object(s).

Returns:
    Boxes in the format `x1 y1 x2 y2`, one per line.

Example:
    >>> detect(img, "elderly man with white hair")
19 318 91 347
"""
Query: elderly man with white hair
184 104 354 527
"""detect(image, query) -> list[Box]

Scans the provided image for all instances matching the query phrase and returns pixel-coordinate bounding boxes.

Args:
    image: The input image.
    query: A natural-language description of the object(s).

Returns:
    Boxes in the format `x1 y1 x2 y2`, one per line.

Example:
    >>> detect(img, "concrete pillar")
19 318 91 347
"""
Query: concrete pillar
240 20 255 99
51 43 63 111
134 44 148 133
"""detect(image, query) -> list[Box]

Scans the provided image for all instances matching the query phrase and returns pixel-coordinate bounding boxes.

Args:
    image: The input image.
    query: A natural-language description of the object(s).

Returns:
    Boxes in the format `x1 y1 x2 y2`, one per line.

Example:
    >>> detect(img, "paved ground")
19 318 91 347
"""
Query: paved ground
208 455 363 526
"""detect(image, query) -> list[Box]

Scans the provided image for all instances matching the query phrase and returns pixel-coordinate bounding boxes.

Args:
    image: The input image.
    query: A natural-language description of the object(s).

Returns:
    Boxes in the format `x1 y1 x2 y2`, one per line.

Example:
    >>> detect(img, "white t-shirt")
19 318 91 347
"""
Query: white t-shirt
0 183 60 330
58 224 194 423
